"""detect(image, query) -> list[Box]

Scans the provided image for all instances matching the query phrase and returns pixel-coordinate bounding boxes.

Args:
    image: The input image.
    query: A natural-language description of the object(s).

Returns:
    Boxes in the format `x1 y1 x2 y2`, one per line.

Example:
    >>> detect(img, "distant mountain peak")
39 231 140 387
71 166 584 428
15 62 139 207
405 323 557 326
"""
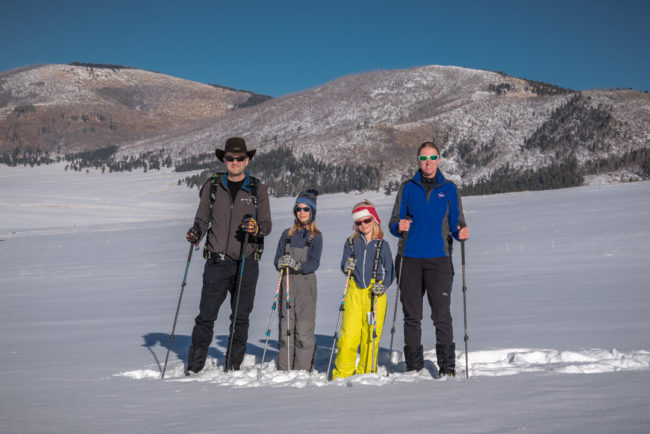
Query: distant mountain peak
0 63 262 153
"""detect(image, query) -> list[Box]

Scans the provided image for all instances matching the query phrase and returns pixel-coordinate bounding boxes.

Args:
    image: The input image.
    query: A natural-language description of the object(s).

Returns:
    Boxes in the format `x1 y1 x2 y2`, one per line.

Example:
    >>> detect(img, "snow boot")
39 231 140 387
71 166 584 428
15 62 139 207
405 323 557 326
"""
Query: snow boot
404 345 424 371
436 343 456 377
186 345 208 374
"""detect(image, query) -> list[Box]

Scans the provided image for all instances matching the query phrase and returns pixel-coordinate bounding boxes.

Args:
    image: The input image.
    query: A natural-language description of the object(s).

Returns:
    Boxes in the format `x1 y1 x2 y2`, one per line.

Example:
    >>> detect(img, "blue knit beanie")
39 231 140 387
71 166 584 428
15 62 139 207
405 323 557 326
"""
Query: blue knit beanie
294 189 318 222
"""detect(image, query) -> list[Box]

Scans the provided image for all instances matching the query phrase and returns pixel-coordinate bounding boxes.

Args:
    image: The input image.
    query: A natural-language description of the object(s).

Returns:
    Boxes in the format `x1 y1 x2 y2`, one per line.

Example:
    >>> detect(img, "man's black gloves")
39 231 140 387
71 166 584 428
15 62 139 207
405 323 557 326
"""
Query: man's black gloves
186 225 202 244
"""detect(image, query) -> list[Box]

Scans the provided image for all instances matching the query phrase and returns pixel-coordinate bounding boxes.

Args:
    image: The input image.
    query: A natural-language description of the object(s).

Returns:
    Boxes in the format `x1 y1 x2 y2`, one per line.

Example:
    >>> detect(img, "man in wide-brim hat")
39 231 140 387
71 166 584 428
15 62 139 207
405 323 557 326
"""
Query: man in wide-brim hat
215 137 256 162
184 136 272 374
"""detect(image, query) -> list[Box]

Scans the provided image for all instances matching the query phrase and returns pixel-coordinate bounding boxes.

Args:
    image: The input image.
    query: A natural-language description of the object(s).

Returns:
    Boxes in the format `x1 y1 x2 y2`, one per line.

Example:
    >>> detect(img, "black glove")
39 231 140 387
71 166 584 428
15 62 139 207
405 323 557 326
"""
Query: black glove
241 216 259 236
186 225 202 244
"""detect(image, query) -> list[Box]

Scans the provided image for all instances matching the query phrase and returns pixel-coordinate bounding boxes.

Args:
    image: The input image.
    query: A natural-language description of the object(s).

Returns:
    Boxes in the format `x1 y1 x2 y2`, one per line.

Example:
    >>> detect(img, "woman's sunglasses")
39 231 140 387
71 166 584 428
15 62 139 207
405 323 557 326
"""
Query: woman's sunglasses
224 155 247 162
355 217 373 226
418 155 439 161
295 206 311 213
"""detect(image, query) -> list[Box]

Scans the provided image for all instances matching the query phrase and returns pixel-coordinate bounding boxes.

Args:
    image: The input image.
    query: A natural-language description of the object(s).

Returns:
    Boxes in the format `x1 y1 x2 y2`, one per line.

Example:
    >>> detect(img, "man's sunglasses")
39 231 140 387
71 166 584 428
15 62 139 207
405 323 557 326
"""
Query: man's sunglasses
295 206 311 213
355 217 373 226
224 155 247 162
418 155 439 161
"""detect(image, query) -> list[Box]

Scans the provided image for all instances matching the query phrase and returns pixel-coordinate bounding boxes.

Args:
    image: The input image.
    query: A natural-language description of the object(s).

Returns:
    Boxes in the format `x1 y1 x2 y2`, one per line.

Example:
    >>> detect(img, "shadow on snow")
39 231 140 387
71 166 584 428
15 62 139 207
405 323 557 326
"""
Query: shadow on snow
141 332 406 374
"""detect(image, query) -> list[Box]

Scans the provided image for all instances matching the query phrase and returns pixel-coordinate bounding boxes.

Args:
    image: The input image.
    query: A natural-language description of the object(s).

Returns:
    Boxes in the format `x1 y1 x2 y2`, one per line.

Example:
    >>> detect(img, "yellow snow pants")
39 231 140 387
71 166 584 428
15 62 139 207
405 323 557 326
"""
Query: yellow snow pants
332 279 387 379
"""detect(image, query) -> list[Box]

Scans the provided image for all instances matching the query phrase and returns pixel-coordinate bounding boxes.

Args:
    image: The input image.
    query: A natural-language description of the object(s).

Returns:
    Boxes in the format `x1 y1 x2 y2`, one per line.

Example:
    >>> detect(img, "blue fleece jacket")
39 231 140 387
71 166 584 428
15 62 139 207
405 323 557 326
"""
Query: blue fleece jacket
340 236 394 289
389 170 465 258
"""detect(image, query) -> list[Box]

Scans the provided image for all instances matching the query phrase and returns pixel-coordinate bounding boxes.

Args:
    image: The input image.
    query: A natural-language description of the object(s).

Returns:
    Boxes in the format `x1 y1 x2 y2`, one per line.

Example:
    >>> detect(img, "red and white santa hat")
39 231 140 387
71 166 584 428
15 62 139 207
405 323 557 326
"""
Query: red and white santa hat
352 204 381 225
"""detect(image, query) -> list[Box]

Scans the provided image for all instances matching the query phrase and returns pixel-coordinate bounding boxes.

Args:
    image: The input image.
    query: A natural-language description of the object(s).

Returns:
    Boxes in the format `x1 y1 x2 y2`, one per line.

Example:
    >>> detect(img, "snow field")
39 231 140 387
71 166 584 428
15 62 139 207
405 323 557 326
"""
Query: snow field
1 164 649 433
118 347 650 387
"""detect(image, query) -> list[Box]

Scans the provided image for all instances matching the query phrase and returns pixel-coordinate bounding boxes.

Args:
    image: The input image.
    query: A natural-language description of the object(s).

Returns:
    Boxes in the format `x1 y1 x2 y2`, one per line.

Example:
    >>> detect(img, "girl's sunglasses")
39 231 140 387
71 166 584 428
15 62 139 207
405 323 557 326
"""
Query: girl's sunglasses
224 155 247 162
355 217 373 226
295 206 311 213
418 155 439 161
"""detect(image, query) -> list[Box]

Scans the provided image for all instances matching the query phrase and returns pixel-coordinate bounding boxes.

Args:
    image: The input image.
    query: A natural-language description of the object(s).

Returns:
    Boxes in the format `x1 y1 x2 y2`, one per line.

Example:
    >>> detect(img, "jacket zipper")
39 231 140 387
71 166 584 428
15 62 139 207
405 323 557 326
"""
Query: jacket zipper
361 238 370 288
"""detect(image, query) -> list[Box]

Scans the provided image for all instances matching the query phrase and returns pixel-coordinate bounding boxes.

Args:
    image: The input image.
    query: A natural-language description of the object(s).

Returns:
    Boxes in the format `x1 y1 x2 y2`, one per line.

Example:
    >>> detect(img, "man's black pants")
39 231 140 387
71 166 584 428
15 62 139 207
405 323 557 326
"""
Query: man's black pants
189 258 259 370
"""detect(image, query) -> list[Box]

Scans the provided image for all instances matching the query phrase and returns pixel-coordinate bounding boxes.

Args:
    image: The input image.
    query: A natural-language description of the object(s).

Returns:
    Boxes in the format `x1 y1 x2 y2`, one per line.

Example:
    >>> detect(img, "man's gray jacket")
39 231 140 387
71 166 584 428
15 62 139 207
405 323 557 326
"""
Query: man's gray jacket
194 173 272 260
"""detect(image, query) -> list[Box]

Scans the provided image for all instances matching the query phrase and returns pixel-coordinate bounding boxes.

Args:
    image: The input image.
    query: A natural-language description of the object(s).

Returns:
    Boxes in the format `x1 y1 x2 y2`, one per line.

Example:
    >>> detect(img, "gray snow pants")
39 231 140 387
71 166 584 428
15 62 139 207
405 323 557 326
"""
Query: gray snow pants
277 242 317 371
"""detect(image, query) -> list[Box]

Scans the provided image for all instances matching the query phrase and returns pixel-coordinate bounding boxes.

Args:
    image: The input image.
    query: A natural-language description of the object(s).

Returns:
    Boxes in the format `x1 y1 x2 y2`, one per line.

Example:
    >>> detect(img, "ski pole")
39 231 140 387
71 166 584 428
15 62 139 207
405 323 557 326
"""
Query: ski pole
225 230 250 372
326 269 352 380
285 267 292 371
462 238 469 379
386 255 403 377
387 222 409 377
162 243 195 379
261 269 284 368
370 292 378 373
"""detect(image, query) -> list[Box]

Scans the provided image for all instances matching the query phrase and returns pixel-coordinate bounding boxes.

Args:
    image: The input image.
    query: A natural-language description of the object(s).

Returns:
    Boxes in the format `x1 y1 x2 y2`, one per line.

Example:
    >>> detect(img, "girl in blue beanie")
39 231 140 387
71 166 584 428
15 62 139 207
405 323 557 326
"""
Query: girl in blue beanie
273 189 323 371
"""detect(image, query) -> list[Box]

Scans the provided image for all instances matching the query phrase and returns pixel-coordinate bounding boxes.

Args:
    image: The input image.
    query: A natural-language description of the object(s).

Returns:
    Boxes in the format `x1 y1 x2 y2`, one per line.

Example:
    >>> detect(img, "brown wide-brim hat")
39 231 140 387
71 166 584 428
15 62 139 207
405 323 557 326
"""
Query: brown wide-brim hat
215 137 256 162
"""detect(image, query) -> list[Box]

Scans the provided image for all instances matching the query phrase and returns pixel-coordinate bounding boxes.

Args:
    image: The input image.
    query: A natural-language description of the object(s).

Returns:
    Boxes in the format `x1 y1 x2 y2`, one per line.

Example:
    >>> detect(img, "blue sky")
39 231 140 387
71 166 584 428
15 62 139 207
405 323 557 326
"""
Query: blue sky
2 0 648 96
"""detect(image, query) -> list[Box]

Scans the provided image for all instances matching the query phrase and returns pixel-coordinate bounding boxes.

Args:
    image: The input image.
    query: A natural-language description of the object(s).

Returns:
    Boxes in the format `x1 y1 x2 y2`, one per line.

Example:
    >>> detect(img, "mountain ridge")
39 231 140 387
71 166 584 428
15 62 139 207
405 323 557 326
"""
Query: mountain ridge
0 63 268 154
1 63 648 193
123 64 649 188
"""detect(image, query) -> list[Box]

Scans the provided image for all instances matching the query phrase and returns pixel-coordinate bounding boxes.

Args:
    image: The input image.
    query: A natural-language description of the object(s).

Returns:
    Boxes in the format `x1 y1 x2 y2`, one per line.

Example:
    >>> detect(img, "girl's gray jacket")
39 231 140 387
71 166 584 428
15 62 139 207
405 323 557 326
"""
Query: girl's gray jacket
340 236 395 289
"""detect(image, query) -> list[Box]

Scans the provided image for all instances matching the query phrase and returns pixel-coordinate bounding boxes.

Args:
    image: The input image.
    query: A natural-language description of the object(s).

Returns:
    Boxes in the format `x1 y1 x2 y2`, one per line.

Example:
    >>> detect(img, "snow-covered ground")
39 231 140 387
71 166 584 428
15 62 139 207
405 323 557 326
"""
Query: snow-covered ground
1 164 649 433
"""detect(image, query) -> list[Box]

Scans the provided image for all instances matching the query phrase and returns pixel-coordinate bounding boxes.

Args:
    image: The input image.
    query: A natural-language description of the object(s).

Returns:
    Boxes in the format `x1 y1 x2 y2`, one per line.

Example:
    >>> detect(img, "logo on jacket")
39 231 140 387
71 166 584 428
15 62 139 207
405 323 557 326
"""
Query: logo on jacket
438 192 446 198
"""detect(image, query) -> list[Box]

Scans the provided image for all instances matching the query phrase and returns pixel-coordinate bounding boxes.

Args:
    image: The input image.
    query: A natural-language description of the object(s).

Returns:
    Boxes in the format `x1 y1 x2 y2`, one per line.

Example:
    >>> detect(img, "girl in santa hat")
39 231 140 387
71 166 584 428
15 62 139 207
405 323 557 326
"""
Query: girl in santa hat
331 199 394 379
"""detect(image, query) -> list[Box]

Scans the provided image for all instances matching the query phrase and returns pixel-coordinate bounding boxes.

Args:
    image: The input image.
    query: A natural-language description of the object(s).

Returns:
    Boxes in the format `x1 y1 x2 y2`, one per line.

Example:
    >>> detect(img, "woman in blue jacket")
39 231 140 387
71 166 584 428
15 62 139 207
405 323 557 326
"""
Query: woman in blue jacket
389 142 469 376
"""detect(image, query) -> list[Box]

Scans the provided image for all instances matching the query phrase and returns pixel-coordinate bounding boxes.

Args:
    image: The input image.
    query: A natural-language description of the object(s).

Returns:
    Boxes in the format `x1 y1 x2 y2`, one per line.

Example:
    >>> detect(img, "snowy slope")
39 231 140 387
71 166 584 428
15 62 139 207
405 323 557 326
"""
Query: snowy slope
0 64 254 153
122 65 650 186
1 165 649 433
3 64 648 188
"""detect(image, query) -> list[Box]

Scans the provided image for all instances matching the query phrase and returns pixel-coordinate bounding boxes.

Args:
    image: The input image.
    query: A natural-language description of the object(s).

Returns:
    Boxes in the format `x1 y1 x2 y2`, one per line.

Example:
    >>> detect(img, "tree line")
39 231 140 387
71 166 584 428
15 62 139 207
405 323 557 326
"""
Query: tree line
208 84 273 109
68 62 138 71
524 93 620 155
461 157 584 196
0 147 58 166
461 147 650 197
179 146 382 197
522 78 573 96
484 74 573 96
63 146 173 173
583 148 650 178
